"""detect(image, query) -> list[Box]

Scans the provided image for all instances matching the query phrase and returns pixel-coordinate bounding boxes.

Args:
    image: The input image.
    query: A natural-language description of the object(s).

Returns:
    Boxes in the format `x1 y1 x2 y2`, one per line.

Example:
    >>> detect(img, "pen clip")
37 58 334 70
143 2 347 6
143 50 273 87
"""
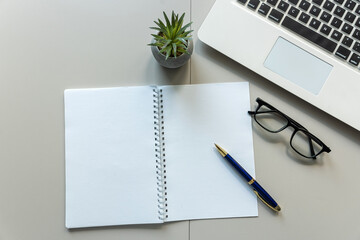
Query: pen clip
253 190 281 212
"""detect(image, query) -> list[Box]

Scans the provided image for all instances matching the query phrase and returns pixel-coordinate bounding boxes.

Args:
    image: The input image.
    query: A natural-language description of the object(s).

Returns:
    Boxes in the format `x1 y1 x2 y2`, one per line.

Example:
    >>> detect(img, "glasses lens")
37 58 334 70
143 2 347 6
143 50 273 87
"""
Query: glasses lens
291 130 323 158
254 105 288 132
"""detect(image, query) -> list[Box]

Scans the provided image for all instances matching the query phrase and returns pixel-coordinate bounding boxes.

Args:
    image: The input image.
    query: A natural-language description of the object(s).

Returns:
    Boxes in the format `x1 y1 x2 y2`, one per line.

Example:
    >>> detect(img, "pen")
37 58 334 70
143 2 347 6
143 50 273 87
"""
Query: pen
214 144 281 212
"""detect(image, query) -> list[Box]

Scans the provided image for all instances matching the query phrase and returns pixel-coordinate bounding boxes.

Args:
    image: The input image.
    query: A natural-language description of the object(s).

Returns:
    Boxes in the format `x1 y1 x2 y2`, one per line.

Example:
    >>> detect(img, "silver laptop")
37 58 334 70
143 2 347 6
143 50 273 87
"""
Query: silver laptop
198 0 360 131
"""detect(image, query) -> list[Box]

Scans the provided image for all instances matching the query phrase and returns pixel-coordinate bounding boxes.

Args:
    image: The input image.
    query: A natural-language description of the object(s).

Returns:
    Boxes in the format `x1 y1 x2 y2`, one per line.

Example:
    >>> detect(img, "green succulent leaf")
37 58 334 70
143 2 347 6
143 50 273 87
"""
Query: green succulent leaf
175 13 185 34
171 11 176 28
150 27 161 32
160 45 171 55
179 22 192 34
151 34 162 39
165 47 172 60
163 39 172 48
172 43 177 58
177 48 188 54
176 37 187 45
163 12 171 29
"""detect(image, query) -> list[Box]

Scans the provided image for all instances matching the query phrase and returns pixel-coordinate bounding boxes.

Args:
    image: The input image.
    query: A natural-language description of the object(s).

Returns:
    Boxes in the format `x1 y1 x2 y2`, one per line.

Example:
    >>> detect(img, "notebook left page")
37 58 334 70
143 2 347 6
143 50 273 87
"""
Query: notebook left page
64 86 162 228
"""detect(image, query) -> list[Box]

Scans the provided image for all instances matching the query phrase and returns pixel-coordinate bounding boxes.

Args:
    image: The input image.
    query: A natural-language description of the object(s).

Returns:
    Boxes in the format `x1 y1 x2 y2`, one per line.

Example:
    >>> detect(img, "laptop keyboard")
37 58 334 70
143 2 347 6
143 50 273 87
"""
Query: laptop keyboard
238 0 360 69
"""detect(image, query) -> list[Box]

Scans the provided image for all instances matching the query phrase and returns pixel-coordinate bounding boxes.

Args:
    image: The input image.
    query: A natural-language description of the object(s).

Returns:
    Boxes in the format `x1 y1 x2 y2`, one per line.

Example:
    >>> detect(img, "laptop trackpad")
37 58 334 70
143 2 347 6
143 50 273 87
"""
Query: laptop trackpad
264 37 332 95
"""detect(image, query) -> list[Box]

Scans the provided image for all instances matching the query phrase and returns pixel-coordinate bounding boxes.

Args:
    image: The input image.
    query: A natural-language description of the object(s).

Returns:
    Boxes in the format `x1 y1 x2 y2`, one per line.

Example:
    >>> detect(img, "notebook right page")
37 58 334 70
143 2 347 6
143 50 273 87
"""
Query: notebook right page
161 82 258 221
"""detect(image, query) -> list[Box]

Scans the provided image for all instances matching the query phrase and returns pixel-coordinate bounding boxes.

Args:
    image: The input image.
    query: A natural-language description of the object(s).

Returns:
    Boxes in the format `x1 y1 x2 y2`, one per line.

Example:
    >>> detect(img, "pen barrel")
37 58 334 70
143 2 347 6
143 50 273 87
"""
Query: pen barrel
251 180 279 208
225 154 253 182
225 153 279 210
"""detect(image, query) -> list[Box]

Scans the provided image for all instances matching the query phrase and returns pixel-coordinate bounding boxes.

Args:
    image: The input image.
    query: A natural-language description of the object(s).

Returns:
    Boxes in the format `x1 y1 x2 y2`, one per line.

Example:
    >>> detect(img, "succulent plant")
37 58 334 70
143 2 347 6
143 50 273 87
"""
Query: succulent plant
149 11 193 60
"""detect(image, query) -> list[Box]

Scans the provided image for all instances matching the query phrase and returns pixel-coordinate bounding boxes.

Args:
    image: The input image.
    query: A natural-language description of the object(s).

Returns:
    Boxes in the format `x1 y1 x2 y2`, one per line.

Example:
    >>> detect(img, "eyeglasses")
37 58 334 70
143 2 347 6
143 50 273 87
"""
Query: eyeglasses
248 98 331 159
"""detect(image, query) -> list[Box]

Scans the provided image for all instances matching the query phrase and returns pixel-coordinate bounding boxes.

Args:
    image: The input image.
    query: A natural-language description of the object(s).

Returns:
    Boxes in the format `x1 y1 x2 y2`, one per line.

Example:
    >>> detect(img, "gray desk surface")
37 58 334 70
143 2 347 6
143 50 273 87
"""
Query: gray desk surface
1 0 360 239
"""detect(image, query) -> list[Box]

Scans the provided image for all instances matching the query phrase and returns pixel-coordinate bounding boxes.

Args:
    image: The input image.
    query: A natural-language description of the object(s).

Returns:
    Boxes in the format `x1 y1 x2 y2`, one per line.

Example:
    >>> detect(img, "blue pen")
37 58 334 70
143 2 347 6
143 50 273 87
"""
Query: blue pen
215 144 281 212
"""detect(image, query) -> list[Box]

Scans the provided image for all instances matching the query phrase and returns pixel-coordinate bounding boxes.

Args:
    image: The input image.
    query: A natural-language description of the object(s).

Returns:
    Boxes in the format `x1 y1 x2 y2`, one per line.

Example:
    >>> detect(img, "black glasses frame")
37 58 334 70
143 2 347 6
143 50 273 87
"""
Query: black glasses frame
248 98 331 159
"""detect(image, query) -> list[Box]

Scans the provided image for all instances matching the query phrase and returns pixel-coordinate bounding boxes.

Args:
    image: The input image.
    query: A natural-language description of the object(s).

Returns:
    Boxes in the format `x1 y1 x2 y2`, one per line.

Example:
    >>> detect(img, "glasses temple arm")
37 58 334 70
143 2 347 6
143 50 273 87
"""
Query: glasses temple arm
248 109 278 115
307 136 317 159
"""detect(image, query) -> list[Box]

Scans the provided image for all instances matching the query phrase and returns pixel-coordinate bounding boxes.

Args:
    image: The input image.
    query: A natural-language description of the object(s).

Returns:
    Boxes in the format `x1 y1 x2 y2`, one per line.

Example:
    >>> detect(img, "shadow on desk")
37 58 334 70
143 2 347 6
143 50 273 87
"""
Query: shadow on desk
67 223 165 232
145 57 191 85
250 123 324 166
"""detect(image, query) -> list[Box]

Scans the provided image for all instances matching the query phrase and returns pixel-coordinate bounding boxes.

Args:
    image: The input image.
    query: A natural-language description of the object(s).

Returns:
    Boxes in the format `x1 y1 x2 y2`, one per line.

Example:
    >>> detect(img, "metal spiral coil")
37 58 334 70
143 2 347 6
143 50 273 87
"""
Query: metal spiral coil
153 88 168 221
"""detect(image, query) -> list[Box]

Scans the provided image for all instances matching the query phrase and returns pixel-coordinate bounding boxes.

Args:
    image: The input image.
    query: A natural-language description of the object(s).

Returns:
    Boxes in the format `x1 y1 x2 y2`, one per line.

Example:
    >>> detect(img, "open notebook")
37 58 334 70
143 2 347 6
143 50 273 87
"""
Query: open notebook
64 82 257 228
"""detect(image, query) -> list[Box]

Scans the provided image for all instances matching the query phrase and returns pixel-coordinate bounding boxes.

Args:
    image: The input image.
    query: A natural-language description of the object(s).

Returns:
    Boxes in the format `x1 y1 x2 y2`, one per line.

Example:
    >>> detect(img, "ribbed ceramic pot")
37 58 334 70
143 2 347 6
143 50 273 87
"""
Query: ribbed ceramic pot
151 38 193 69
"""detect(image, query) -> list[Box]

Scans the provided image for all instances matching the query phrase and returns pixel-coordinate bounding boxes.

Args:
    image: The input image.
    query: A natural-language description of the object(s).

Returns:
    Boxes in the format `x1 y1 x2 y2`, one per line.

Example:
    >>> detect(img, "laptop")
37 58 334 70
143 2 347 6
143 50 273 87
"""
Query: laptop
198 0 360 131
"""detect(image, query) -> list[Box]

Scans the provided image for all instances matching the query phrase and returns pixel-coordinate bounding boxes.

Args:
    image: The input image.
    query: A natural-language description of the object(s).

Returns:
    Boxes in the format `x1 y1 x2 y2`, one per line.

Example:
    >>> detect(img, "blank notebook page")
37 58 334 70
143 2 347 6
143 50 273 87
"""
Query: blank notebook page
64 86 161 228
161 82 258 221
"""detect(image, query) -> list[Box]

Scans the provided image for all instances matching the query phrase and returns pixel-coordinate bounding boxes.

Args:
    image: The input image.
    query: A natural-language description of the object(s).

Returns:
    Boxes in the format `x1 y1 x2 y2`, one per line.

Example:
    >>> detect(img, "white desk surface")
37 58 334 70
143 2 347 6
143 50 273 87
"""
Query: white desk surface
1 0 360 239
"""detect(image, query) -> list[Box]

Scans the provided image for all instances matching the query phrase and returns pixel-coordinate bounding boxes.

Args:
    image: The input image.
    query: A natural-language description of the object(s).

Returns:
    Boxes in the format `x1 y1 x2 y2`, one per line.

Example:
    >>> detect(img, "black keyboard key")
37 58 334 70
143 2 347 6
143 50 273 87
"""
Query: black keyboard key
310 18 322 29
278 1 290 11
334 6 346 17
320 11 332 22
341 23 353 34
289 6 300 17
324 0 335 11
334 0 344 4
299 12 311 23
248 0 260 9
349 53 360 66
342 36 354 47
310 5 321 16
320 24 332 35
356 18 360 28
345 12 356 23
268 9 284 22
258 3 271 15
344 0 356 10
289 0 300 4
238 0 248 4
331 30 343 41
353 42 360 53
331 17 343 28
267 0 279 6
356 5 360 15
282 16 337 52
299 0 311 10
353 29 360 40
335 45 351 60
313 0 324 5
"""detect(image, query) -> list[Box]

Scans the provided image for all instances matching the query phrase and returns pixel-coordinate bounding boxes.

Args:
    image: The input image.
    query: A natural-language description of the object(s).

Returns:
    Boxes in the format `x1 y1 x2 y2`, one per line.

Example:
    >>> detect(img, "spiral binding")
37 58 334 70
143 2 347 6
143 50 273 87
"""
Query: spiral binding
153 88 168 221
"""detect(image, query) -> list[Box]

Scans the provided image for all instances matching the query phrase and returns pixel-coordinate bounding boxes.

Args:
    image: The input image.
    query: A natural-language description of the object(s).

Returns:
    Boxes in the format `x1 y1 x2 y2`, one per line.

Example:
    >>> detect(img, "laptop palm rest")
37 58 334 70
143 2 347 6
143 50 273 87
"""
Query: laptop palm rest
264 37 333 95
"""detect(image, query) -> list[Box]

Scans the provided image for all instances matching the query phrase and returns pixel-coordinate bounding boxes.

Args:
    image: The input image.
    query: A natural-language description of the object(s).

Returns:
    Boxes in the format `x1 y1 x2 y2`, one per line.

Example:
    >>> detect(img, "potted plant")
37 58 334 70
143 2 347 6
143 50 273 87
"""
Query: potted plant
149 11 193 69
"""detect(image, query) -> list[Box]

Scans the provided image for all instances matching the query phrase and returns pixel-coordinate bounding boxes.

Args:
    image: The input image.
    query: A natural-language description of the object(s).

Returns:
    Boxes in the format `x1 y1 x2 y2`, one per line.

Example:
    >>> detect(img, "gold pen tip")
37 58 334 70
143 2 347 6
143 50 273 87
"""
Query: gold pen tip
214 143 227 157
